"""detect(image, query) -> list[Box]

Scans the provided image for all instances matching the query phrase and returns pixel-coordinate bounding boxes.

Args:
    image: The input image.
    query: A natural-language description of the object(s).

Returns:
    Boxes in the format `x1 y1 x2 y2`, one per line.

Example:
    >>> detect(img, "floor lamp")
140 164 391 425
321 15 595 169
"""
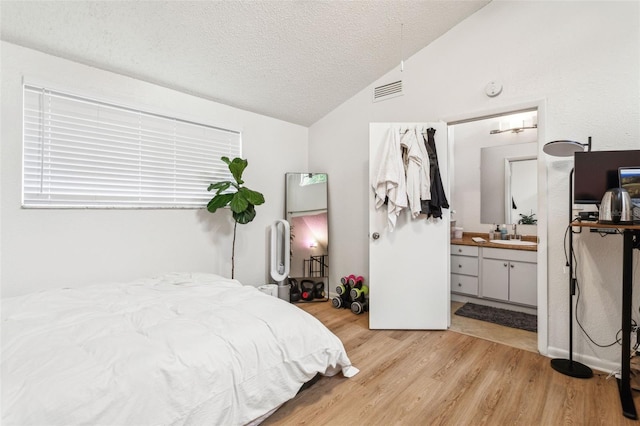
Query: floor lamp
543 137 593 378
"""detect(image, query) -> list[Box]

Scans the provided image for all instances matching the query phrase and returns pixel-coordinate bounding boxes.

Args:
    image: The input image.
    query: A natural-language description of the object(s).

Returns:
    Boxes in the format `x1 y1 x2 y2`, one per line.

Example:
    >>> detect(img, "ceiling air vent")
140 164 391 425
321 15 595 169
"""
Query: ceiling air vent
373 80 403 103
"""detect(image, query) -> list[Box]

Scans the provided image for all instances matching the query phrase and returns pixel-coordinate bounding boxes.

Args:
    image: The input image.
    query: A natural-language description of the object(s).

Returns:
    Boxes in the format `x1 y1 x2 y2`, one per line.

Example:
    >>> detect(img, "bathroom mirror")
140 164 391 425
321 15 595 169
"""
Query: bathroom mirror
480 143 537 225
285 173 328 280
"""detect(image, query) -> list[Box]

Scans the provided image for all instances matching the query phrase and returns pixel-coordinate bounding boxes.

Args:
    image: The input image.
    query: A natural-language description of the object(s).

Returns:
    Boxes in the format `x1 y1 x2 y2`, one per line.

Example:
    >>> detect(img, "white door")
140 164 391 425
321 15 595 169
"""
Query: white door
369 122 450 330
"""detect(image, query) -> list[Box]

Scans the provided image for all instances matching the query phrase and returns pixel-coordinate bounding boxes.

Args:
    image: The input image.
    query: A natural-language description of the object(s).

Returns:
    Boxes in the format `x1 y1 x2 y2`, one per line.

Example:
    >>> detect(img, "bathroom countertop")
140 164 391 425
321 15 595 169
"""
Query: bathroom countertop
450 232 538 252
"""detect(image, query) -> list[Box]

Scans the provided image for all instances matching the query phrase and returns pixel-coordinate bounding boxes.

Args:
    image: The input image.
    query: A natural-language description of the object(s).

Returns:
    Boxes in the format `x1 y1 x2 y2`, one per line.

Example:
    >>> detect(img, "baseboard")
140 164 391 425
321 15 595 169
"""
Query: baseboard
546 346 620 376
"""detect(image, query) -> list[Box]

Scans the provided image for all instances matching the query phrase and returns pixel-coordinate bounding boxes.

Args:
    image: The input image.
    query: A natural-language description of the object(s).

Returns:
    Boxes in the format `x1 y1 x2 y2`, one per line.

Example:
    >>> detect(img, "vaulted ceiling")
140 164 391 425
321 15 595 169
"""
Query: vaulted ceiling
1 1 490 126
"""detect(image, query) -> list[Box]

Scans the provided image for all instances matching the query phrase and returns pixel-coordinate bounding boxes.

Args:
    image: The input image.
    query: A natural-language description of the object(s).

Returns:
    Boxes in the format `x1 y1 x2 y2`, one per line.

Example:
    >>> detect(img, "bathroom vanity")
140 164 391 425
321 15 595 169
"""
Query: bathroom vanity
451 233 537 309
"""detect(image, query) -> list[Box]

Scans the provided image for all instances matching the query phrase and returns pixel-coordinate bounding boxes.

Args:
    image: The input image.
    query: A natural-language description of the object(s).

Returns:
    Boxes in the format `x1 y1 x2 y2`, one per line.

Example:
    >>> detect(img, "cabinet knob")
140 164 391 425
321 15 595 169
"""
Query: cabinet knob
510 264 514 268
459 265 462 268
458 283 462 287
458 249 462 253
503 263 508 267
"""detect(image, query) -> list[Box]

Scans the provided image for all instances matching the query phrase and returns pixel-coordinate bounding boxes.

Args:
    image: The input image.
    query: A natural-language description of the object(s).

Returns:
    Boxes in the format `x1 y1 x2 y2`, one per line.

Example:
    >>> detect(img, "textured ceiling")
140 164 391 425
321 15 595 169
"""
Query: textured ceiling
0 1 490 126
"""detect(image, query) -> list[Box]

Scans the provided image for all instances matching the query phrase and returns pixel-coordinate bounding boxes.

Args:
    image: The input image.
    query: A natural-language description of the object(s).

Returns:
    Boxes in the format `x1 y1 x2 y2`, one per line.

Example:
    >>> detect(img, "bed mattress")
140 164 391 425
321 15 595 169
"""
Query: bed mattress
1 273 357 425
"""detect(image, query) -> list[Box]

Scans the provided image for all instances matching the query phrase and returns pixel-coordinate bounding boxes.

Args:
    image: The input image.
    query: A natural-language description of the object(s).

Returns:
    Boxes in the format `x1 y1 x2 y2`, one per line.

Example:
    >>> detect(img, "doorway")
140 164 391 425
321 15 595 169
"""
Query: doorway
446 102 546 354
449 301 537 352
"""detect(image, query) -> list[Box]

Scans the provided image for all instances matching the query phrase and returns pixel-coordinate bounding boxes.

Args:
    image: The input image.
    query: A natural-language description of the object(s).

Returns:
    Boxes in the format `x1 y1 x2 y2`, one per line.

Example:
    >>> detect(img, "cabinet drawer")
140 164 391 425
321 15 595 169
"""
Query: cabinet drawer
482 247 537 263
451 244 479 257
451 273 478 296
451 255 478 276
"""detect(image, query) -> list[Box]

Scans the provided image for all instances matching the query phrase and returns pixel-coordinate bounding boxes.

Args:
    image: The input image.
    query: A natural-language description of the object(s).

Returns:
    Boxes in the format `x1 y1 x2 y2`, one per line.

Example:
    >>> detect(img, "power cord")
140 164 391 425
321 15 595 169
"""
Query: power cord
565 222 621 348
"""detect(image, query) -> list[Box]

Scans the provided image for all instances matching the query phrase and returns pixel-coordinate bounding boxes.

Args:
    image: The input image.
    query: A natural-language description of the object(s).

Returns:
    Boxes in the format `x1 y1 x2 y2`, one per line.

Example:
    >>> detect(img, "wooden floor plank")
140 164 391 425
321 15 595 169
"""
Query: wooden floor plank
262 301 640 425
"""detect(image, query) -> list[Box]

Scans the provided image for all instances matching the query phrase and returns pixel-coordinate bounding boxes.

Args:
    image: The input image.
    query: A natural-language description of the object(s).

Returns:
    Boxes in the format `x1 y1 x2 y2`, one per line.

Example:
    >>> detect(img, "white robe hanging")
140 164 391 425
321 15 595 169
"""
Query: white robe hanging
400 127 431 218
416 126 432 203
371 126 407 230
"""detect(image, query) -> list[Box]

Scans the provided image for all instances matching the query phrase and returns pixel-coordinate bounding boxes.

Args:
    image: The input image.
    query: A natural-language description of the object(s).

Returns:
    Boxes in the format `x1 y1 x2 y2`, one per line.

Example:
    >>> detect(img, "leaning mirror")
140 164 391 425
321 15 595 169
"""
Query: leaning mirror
285 173 328 302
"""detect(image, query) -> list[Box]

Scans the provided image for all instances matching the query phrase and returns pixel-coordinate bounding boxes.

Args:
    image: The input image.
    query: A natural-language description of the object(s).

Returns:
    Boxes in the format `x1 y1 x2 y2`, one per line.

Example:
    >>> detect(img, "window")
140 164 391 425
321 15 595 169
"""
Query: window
22 84 241 208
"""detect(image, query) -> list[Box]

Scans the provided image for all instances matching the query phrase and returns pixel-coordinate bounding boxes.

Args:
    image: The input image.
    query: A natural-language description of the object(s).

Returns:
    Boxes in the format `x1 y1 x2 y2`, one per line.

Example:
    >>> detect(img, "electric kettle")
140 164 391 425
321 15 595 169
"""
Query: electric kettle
598 187 633 224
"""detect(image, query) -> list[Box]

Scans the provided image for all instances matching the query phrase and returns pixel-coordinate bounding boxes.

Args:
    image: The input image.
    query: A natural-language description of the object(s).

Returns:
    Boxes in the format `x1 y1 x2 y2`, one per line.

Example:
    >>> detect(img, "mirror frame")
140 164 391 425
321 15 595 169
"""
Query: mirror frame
284 172 329 301
504 156 537 224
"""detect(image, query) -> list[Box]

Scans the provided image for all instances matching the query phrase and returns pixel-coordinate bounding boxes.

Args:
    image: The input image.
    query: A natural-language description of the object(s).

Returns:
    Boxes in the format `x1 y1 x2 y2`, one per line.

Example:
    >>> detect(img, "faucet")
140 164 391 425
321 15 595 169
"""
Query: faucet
511 224 521 240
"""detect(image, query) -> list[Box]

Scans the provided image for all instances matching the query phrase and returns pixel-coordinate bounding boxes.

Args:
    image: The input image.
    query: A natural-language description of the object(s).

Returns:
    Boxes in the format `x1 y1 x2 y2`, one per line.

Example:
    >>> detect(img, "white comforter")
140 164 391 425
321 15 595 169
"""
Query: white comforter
1 273 358 425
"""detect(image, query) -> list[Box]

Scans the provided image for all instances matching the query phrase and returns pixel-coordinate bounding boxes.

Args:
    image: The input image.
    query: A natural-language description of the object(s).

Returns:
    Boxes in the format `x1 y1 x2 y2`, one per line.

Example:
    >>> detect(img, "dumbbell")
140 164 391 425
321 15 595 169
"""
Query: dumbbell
341 275 355 285
332 282 352 309
351 300 369 315
336 283 350 296
332 296 346 309
348 275 364 287
350 284 369 302
336 275 354 297
332 295 353 309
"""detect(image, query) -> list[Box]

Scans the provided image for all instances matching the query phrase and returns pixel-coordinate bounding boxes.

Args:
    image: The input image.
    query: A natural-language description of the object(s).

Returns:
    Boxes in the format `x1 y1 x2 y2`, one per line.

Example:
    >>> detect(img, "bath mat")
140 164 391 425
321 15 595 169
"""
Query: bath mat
454 303 537 332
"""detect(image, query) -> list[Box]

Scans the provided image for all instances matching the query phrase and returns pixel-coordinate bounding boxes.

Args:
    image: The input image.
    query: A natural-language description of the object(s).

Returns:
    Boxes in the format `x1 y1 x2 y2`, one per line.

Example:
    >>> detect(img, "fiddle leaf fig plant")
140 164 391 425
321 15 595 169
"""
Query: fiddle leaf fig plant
207 157 265 278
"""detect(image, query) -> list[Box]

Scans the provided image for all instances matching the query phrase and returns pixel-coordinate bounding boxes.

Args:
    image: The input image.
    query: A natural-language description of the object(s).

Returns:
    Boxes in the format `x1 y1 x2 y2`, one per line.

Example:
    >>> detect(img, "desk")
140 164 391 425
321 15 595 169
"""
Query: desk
575 221 640 419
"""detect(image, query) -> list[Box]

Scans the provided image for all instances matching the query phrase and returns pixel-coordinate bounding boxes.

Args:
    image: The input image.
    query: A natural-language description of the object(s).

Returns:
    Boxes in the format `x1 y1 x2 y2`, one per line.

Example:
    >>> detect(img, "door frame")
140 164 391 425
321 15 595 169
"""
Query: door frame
443 99 548 356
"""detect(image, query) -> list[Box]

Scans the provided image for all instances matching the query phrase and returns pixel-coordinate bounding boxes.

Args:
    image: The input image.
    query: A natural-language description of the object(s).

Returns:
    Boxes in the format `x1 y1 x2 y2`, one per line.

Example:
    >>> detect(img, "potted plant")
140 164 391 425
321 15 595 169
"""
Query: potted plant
518 211 537 225
206 157 265 279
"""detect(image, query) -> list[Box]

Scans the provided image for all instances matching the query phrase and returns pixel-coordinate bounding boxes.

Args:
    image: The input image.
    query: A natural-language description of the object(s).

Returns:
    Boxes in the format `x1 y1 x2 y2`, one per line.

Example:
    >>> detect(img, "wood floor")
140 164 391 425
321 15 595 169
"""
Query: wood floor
262 301 640 426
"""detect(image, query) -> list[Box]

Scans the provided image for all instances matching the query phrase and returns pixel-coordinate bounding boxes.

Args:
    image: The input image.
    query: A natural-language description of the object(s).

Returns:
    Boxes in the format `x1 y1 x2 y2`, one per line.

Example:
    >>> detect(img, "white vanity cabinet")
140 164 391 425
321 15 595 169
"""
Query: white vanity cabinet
451 245 479 296
481 247 537 307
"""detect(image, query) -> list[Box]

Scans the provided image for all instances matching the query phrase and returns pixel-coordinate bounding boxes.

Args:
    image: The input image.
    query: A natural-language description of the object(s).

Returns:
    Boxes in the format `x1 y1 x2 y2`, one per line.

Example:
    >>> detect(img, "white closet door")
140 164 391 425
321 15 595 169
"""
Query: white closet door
368 122 450 330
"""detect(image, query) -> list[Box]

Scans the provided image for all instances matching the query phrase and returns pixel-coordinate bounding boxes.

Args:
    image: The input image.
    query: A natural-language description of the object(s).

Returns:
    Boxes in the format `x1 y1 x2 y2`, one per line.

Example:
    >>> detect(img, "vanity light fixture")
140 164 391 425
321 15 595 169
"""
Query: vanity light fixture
543 136 593 379
489 123 538 135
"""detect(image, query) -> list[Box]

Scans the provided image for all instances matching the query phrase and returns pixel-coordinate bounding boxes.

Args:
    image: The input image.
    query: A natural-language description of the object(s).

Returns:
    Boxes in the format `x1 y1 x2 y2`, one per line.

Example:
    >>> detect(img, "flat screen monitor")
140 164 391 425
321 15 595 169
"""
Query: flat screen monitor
573 150 640 205
619 167 640 223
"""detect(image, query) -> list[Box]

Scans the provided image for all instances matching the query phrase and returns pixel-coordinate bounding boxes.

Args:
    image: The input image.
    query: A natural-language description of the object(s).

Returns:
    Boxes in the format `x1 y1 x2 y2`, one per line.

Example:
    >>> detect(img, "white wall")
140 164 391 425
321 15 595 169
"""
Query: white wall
309 1 640 370
1 42 308 297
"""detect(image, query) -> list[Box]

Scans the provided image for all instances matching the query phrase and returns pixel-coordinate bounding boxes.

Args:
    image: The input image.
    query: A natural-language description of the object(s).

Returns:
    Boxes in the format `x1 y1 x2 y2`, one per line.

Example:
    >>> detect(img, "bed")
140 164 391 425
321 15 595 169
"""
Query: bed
1 272 358 425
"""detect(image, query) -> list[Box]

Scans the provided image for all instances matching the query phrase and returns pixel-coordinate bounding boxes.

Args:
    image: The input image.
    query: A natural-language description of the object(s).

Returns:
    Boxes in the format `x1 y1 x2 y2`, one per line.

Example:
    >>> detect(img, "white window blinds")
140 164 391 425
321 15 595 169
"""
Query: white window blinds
22 84 241 208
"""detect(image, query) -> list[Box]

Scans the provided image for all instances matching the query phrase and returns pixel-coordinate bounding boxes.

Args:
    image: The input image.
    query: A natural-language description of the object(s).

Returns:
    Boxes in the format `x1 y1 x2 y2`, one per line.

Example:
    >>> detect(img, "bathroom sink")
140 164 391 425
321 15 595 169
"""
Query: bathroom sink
489 240 537 246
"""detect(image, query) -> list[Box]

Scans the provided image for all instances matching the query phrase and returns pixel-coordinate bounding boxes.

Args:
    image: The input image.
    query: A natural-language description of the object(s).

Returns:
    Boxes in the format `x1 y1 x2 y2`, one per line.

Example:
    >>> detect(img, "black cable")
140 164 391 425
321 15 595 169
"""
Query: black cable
574 274 621 348
562 222 571 266
566 222 621 348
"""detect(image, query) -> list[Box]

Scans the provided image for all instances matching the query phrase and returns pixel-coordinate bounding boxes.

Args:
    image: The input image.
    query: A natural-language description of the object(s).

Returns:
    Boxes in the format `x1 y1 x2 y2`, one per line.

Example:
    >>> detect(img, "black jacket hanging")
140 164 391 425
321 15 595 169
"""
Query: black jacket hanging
420 127 449 218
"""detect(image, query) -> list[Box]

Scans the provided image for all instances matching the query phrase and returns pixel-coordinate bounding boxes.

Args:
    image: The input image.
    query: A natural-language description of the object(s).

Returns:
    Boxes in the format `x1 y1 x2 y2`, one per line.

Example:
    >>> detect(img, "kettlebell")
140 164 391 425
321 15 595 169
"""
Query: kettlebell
300 280 315 301
289 278 301 302
313 281 325 299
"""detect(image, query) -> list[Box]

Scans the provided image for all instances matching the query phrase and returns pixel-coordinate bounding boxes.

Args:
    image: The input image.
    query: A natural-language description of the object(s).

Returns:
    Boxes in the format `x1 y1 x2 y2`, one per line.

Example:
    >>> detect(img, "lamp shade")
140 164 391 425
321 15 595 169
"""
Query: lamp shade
543 140 587 157
543 138 592 157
